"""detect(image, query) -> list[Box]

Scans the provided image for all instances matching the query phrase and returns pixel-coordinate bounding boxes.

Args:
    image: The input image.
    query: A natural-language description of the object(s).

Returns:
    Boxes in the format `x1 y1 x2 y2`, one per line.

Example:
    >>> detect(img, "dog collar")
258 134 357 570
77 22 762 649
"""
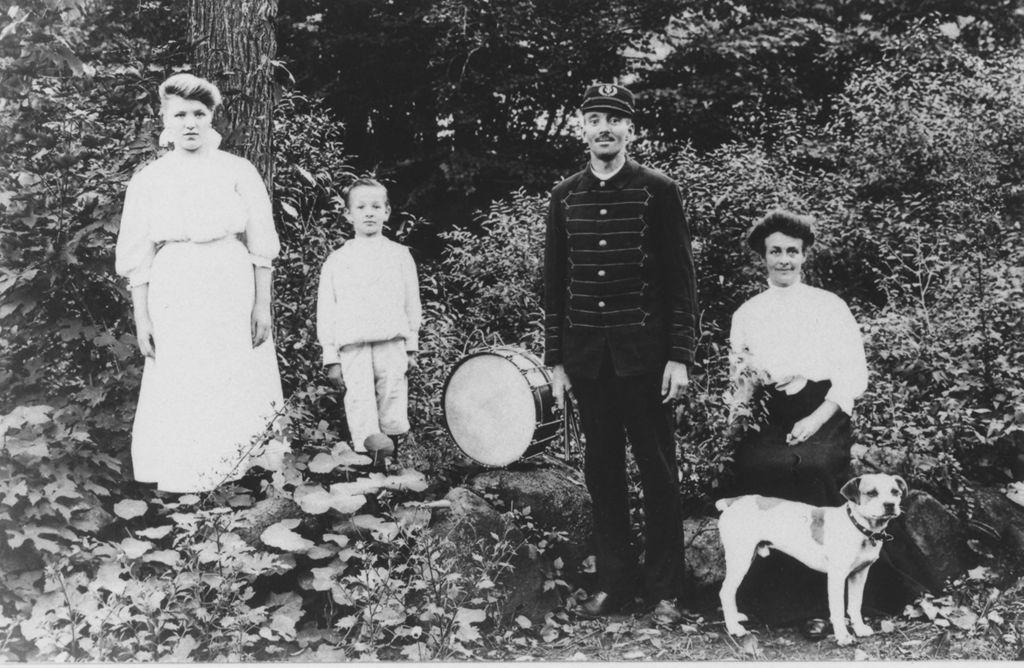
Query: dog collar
846 505 893 543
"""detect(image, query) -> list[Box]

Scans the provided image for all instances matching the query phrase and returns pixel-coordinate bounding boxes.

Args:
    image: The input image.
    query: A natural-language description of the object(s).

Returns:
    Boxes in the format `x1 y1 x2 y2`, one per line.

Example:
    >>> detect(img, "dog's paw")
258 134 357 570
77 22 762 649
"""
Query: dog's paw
835 634 855 646
852 623 873 638
724 620 749 637
736 612 749 623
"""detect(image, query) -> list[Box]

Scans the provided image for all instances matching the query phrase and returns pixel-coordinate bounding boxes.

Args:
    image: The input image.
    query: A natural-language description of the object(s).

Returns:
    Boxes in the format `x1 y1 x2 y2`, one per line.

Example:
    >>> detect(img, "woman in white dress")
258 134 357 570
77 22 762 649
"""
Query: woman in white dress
115 73 284 493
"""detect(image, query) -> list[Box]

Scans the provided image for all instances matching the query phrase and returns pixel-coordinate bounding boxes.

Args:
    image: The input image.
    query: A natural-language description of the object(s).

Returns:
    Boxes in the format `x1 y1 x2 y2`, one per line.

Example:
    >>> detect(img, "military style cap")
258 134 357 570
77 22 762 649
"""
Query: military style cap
580 83 636 117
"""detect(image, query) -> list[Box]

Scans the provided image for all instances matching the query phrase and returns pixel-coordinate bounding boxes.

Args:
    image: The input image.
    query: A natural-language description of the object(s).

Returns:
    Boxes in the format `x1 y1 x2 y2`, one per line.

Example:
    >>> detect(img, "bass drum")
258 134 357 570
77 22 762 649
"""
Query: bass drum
442 347 560 466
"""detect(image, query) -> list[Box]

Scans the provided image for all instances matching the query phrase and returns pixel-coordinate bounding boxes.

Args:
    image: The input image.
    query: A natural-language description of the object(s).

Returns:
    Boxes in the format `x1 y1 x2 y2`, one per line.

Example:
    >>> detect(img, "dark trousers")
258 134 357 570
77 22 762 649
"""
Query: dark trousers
727 380 925 623
570 355 684 604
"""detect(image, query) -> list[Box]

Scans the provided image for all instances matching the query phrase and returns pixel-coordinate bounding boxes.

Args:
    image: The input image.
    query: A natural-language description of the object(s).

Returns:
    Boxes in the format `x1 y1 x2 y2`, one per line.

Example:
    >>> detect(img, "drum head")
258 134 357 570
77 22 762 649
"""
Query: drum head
444 352 538 466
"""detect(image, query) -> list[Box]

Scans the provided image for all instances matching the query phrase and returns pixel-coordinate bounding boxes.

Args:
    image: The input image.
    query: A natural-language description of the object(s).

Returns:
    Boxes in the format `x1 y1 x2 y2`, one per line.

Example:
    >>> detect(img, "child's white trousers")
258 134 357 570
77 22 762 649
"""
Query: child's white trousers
339 338 410 451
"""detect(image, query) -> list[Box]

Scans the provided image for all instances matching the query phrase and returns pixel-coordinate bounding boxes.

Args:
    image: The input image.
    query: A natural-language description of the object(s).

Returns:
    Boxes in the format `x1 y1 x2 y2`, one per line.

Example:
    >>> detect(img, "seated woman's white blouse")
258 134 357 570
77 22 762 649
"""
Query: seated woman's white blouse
115 150 280 287
729 281 868 416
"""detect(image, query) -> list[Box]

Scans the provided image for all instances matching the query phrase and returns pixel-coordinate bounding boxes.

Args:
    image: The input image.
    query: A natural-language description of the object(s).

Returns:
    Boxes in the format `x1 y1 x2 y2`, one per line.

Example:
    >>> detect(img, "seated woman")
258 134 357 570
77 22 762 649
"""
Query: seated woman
725 210 928 638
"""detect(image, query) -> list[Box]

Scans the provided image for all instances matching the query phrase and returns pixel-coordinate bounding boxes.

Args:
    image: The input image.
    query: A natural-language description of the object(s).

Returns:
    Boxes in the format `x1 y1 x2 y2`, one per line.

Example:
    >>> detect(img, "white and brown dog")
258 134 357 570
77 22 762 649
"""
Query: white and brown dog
716 473 907 645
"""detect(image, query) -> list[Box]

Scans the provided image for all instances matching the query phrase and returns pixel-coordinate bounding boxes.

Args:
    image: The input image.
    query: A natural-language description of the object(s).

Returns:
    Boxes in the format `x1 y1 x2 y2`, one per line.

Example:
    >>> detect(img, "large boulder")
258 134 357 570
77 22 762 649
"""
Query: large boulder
425 486 560 623
467 462 594 592
429 486 521 545
968 484 1024 575
901 490 974 589
467 462 592 544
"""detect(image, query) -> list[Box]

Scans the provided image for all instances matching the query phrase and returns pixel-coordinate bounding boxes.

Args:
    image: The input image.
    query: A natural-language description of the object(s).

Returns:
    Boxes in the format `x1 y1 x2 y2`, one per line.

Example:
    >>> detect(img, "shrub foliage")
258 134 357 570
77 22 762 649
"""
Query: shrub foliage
1 2 1023 661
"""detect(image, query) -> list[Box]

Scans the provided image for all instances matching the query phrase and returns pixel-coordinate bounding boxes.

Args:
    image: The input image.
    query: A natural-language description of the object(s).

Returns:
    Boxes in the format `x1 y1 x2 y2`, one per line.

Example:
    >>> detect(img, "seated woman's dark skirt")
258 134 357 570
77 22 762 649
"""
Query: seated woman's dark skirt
721 380 930 625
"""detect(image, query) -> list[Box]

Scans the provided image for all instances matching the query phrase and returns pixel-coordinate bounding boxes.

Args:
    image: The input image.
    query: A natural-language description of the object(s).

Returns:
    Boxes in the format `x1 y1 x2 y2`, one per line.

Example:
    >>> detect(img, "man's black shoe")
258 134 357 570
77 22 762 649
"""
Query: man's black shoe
578 591 621 618
800 617 831 640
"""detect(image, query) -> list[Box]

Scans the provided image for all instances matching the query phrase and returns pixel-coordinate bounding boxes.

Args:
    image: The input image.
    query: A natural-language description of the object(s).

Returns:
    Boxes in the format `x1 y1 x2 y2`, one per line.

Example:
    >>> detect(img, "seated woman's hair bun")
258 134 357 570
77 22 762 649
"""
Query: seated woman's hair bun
746 209 817 255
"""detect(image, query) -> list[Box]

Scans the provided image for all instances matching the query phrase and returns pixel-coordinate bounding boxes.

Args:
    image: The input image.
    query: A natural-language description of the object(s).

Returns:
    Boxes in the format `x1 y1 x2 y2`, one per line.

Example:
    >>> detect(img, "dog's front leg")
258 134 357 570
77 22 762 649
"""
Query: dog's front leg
827 568 853 645
846 566 873 638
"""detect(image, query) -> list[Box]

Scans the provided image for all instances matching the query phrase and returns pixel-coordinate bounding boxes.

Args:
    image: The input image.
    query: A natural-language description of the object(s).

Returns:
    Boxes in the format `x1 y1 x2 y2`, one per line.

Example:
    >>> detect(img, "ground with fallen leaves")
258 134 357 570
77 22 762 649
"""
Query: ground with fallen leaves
437 568 1024 662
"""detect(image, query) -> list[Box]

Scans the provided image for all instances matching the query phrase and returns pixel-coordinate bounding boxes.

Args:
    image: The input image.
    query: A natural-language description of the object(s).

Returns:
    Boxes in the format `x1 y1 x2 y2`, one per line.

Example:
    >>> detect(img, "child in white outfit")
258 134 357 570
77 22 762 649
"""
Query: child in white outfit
317 178 422 453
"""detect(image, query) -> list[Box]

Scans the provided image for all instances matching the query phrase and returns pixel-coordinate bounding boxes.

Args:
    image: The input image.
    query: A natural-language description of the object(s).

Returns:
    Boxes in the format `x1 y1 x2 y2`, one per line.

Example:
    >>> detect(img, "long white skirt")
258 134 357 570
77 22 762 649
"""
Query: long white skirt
131 237 284 493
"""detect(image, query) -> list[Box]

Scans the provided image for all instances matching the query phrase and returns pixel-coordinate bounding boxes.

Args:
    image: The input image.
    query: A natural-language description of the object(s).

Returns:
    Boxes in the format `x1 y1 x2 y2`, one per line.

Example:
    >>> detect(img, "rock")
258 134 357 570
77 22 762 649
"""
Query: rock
430 486 520 545
424 487 560 623
235 487 306 547
968 485 1024 575
901 490 973 588
467 463 592 544
467 463 594 592
684 516 725 593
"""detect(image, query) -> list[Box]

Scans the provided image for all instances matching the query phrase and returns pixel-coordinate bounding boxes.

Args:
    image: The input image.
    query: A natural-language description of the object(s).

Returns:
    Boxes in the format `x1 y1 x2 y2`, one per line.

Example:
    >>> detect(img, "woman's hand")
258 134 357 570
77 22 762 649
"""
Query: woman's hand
251 265 273 348
251 302 272 348
787 400 840 445
135 314 156 358
326 363 345 391
407 351 419 372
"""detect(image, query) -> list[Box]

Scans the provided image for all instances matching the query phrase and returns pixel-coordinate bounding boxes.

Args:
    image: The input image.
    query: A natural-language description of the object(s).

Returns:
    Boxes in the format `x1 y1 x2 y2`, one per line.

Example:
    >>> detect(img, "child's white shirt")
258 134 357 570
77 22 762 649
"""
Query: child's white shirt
316 236 422 365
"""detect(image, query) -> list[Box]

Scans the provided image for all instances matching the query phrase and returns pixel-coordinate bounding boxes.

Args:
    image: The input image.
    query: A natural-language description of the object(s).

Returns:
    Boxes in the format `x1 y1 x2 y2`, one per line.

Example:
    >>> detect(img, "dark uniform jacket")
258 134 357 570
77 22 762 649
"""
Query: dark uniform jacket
543 159 698 379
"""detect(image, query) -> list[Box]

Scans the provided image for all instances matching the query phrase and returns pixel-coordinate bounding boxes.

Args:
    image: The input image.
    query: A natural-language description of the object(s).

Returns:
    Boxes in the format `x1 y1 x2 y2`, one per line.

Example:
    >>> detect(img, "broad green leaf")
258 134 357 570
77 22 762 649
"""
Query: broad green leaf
351 514 398 541
309 566 337 592
167 635 199 661
401 643 430 661
119 537 153 559
261 520 316 552
92 560 128 595
143 549 181 566
321 533 349 548
135 525 173 540
113 499 148 519
268 596 303 641
294 485 366 515
454 607 486 626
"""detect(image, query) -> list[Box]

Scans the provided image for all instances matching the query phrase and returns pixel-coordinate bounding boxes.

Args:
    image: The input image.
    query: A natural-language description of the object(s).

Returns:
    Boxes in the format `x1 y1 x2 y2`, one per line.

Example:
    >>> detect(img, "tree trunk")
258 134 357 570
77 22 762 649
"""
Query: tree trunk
188 0 277 187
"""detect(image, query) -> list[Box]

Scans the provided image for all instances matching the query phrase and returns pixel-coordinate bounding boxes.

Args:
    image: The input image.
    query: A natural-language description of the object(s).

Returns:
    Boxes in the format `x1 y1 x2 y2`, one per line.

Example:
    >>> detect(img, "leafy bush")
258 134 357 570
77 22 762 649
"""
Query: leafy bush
825 28 1024 497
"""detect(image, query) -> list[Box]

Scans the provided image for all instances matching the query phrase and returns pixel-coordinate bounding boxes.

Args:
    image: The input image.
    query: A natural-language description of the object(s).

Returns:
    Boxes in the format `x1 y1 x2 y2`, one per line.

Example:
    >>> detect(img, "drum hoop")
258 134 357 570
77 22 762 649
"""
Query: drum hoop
441 346 554 468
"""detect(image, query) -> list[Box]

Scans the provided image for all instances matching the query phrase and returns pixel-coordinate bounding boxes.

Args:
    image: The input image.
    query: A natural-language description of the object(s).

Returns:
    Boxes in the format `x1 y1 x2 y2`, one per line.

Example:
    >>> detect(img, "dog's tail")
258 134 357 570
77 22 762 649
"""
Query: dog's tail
715 497 742 512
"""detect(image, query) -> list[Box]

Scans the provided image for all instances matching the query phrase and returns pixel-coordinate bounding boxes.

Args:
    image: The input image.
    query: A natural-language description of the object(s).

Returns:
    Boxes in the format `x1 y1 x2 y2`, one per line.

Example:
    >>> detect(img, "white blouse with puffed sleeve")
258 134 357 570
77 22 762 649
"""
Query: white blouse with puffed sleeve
115 149 280 287
730 280 868 416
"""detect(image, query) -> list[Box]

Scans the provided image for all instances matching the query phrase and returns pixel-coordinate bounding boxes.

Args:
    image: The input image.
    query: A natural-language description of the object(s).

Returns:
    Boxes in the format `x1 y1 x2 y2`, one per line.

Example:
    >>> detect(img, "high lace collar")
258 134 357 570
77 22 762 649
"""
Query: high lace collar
348 234 387 245
764 277 806 298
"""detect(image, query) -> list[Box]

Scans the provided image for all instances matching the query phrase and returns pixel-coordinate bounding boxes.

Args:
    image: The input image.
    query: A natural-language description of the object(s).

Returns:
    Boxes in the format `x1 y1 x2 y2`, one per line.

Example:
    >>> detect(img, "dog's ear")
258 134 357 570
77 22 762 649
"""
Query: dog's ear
893 475 908 498
840 477 862 503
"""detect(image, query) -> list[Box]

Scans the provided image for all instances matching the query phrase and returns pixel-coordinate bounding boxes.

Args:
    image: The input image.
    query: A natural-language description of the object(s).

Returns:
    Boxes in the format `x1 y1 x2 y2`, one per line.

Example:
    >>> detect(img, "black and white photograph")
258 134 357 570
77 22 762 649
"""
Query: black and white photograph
2 0 1024 662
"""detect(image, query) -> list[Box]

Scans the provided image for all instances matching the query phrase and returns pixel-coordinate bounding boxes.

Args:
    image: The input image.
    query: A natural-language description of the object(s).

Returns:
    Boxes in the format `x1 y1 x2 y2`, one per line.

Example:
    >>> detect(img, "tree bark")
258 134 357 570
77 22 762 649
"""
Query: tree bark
188 0 277 188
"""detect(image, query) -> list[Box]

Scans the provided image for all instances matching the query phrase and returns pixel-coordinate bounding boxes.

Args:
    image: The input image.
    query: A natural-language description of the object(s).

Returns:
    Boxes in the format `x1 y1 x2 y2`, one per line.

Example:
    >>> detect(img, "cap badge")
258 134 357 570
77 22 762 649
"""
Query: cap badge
599 84 617 96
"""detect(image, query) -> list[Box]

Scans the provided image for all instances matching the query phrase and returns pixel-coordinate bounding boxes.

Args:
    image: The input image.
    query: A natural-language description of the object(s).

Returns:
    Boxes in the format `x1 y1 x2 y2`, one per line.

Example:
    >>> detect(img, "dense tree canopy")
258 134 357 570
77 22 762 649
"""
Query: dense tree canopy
277 0 1024 229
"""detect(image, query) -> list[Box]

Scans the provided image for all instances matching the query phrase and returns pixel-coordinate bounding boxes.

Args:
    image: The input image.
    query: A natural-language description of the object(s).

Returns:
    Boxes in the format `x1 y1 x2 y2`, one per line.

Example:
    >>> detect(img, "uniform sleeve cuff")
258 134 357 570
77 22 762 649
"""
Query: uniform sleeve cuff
543 352 562 366
669 349 695 366
322 349 340 365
